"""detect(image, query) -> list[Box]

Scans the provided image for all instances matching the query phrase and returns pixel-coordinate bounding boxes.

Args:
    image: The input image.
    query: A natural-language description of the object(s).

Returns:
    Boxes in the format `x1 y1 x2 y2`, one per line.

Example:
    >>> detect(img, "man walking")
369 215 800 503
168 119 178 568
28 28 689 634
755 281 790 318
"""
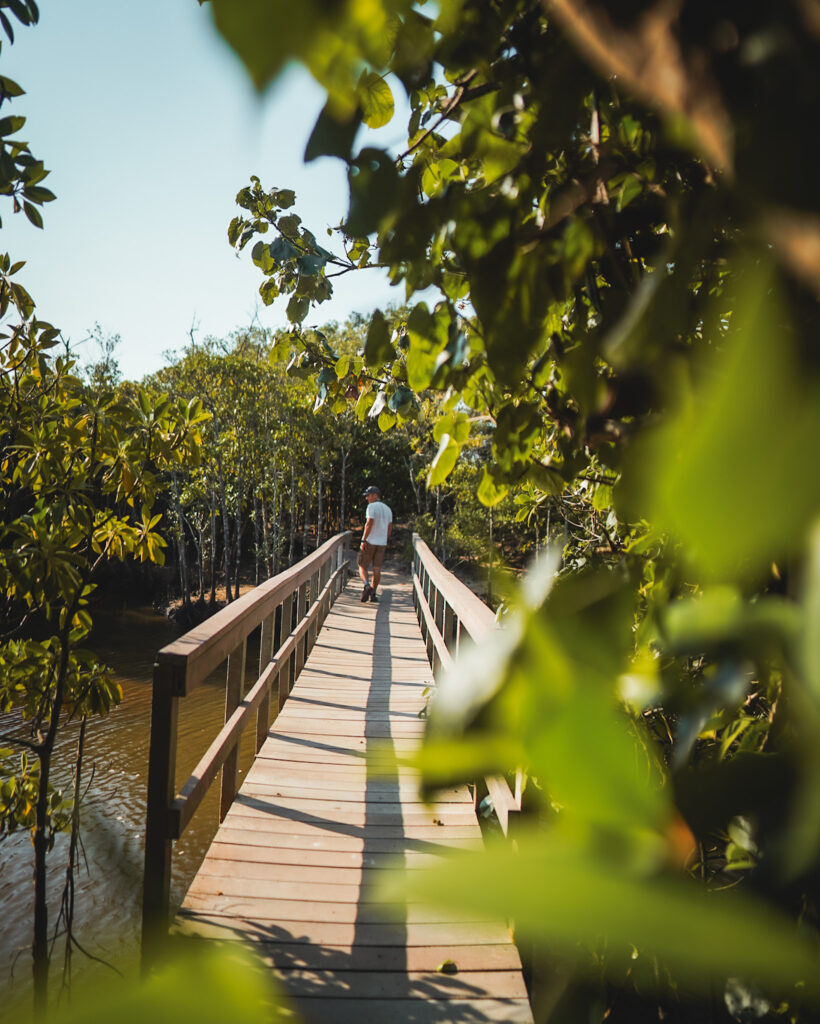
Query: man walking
358 485 392 602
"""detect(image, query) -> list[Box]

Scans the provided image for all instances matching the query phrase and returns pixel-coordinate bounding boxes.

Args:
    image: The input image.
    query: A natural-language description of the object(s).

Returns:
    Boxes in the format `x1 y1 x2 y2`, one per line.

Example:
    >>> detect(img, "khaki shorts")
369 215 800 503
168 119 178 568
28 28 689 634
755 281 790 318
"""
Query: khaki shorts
357 542 386 571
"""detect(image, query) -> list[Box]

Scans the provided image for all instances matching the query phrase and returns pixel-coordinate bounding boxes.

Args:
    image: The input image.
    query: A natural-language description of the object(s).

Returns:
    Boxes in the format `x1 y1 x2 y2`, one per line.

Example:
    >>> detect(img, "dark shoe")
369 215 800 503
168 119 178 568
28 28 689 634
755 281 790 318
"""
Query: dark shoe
369 589 379 602
361 583 372 602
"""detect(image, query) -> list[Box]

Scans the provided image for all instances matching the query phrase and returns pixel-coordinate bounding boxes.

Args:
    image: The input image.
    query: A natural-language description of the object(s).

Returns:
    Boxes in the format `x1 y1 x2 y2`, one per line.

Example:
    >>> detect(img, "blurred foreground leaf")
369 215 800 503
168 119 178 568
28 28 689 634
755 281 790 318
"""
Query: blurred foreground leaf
623 262 820 582
46 947 279 1024
428 567 668 832
389 831 820 1002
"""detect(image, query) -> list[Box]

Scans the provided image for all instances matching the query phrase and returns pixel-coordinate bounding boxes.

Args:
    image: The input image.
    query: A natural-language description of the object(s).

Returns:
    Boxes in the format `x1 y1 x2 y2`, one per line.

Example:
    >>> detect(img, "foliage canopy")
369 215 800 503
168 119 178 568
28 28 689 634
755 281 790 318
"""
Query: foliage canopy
210 0 820 1018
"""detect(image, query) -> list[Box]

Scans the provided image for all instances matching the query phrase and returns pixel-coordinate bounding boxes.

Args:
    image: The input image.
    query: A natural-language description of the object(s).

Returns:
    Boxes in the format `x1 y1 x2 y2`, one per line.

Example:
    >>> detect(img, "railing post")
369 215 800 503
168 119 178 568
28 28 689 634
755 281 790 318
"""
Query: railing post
332 544 340 599
434 586 445 637
295 581 308 677
220 638 246 820
280 590 295 709
256 610 275 752
308 569 320 651
443 602 456 654
430 586 441 676
319 559 330 626
141 662 181 972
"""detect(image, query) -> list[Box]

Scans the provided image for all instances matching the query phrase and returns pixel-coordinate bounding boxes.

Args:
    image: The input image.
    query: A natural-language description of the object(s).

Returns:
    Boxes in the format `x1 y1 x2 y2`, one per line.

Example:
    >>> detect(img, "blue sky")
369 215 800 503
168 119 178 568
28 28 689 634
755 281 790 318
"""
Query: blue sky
1 1 407 380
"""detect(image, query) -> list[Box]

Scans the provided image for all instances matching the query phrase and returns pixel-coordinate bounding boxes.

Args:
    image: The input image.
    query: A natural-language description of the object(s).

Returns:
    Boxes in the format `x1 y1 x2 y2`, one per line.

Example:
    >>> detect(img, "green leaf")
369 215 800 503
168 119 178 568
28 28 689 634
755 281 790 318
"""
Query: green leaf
421 157 459 198
55 946 277 1024
286 294 310 324
259 278 279 305
345 148 399 237
617 173 643 211
305 103 362 163
428 433 460 487
23 185 55 203
272 188 296 208
210 0 304 90
388 385 414 415
432 414 454 443
356 71 394 129
364 309 393 366
477 466 509 507
269 236 298 262
227 216 245 247
390 832 820 1002
277 214 301 238
377 409 396 431
0 114 25 136
623 261 820 582
592 484 613 511
356 388 376 420
297 252 327 276
22 201 43 228
802 521 820 702
0 76 25 98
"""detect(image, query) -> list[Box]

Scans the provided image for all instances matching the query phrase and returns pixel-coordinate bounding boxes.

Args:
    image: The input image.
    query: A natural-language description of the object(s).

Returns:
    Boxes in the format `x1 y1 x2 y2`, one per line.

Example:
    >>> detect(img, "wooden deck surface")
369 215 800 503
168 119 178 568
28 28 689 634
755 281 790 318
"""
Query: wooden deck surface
175 570 533 1023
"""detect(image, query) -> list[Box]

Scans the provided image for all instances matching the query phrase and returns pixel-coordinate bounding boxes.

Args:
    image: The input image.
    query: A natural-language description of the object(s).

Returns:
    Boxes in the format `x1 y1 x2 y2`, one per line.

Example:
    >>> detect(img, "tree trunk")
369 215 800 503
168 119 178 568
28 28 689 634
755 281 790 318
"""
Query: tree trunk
315 454 323 549
253 490 261 586
32 631 72 1015
197 524 205 596
435 485 443 559
261 493 272 577
209 485 218 605
406 457 422 516
234 452 243 601
60 713 87 988
171 470 190 606
340 449 348 531
272 470 280 574
32 774 50 1015
288 463 297 567
302 472 312 557
215 456 232 602
183 512 202 602
488 504 494 605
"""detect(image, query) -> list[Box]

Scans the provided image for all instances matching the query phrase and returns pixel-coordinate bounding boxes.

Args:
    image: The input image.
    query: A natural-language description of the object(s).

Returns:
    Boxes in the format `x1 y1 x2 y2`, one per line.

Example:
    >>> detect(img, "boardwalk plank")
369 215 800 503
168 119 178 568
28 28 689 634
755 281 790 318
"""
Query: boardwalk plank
175 914 514 948
269 968 529 999
205 843 462 870
248 943 524 972
273 997 535 1023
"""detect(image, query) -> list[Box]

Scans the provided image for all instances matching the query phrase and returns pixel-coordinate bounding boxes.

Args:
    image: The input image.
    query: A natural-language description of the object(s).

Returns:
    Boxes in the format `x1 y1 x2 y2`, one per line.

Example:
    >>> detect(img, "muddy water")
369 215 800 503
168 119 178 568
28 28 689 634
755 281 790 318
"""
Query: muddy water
0 603 259 1007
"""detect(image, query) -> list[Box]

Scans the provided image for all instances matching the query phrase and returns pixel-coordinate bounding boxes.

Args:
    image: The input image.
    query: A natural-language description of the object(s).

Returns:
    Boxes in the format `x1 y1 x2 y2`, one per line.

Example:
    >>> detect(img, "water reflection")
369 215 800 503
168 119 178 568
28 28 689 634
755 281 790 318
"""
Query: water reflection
0 604 258 1006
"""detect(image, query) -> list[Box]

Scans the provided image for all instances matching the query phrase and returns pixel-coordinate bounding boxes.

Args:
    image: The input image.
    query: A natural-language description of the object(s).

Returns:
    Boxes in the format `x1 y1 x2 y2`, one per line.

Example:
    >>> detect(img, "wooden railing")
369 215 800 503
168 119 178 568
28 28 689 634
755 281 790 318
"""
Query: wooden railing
412 533 523 836
141 532 351 964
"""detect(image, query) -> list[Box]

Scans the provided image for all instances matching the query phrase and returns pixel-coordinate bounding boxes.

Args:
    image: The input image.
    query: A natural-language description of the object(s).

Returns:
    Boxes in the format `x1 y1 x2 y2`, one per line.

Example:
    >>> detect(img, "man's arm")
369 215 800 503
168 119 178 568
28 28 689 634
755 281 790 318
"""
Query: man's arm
362 519 374 544
387 521 393 542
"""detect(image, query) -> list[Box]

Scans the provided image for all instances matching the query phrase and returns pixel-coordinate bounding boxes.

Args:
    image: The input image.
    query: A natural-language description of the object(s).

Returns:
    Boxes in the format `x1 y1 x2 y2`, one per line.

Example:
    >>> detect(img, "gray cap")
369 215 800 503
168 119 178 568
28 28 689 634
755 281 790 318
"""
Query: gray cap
363 485 380 496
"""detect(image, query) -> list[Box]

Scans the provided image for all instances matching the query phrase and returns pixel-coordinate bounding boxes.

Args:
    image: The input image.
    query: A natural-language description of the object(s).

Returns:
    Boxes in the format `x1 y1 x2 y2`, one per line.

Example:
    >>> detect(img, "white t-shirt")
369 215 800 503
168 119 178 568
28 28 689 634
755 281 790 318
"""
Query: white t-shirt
365 500 392 546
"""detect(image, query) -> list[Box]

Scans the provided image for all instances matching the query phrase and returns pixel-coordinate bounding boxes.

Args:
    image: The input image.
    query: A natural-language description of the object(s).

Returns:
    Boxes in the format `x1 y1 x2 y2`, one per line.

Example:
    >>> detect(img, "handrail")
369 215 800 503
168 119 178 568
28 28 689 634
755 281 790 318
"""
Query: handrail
411 533 522 837
141 531 351 967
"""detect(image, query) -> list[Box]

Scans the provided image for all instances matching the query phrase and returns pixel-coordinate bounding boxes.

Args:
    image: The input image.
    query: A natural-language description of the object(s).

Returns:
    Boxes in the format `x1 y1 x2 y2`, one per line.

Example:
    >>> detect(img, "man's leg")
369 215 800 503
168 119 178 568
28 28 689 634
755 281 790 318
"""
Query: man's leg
358 545 373 600
370 547 386 600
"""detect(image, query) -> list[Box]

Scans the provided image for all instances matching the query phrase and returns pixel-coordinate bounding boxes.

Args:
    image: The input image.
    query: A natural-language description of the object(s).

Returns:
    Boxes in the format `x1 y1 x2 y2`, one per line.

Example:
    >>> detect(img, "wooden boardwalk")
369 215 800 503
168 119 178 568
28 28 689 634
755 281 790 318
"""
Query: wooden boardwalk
174 570 533 1022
